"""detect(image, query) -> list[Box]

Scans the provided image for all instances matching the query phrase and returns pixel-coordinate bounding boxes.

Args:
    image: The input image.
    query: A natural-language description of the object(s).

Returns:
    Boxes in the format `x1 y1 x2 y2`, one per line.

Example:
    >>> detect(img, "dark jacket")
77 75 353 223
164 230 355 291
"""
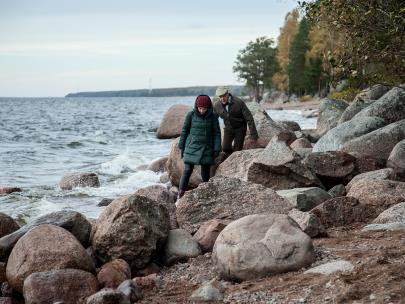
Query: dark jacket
213 94 259 139
178 108 221 165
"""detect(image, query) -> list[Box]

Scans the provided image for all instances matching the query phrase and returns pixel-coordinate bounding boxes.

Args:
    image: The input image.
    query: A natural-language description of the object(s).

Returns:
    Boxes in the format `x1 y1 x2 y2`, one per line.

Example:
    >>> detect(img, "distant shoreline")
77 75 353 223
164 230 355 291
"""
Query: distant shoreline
65 85 245 98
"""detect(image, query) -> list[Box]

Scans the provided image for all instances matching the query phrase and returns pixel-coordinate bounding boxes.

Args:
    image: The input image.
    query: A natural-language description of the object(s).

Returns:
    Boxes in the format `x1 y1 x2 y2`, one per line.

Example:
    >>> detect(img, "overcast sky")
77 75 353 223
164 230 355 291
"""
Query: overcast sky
0 0 297 97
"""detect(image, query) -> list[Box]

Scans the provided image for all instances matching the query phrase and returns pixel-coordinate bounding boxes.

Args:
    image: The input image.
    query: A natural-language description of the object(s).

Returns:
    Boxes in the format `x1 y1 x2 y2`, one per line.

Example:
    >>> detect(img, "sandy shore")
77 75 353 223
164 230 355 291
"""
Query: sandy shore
263 99 320 111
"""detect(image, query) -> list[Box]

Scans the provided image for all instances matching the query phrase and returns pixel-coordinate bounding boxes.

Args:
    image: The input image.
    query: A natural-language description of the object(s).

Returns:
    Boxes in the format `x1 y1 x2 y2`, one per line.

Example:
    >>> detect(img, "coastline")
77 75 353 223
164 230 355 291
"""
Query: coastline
262 99 320 111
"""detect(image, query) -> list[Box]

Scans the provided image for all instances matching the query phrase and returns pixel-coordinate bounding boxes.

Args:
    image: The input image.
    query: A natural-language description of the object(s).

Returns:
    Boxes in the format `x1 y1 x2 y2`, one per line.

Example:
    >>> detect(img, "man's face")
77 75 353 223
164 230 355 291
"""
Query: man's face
219 93 229 105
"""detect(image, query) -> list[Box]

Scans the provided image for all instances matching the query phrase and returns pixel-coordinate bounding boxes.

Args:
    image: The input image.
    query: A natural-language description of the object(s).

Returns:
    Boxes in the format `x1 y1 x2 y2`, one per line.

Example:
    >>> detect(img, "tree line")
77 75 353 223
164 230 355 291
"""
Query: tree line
234 0 404 101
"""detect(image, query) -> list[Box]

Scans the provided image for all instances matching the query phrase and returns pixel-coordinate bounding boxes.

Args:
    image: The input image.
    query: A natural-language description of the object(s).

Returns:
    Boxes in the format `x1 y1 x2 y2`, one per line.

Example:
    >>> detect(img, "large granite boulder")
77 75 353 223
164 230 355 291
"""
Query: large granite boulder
372 202 405 224
59 173 100 190
276 187 331 211
346 179 405 220
212 214 314 281
92 194 170 271
387 139 405 181
216 139 322 190
304 151 357 187
355 84 390 101
0 213 19 238
310 197 368 228
353 87 405 124
6 224 95 293
23 269 99 304
157 104 192 139
340 119 405 161
176 177 292 234
0 210 92 259
346 168 395 192
313 116 386 152
316 98 349 136
135 184 178 229
246 102 296 146
166 138 202 188
162 229 201 265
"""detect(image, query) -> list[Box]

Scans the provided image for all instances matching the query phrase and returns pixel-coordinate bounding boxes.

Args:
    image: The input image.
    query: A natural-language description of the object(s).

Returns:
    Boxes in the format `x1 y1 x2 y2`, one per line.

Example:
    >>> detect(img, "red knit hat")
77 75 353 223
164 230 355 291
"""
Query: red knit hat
195 95 212 108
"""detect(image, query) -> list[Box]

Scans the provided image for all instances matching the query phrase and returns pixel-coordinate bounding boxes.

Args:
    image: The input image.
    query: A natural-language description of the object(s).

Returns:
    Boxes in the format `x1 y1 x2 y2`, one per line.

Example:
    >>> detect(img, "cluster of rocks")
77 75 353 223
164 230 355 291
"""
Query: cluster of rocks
1 85 404 303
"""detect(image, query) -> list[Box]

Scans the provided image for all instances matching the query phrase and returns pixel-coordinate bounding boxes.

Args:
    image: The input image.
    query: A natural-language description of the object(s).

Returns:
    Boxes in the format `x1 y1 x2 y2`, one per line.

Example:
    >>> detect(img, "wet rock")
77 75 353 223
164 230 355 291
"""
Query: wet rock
0 187 21 195
340 119 405 161
147 157 168 173
176 177 292 234
372 202 405 224
0 213 19 238
353 87 405 125
92 194 170 272
276 187 331 211
189 279 225 302
97 259 131 289
0 210 92 259
316 98 349 136
304 151 356 187
304 260 354 275
159 172 170 184
157 104 192 139
288 209 325 238
135 184 178 229
328 184 346 197
387 139 405 181
117 280 143 303
23 269 99 304
166 138 202 188
213 214 314 281
193 219 229 253
313 116 386 152
59 173 100 190
97 198 113 207
85 289 129 304
163 229 201 265
310 197 368 227
6 224 95 293
346 168 395 192
346 179 405 220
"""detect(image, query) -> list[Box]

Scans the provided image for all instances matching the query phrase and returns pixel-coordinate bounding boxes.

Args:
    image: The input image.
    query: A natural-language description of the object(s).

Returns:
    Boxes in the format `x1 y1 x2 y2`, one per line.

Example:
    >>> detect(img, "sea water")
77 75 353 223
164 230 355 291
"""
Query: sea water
0 97 316 222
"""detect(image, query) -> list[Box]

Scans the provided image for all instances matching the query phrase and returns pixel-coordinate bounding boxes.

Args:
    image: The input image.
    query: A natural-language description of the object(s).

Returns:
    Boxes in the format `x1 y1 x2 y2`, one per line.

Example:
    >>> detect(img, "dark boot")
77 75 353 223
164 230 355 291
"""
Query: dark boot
177 190 185 200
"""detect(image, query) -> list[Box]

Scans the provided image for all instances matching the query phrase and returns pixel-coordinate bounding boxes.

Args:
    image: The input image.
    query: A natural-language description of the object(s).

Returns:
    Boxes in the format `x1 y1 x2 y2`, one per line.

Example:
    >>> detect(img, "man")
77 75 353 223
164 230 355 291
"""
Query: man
213 86 258 155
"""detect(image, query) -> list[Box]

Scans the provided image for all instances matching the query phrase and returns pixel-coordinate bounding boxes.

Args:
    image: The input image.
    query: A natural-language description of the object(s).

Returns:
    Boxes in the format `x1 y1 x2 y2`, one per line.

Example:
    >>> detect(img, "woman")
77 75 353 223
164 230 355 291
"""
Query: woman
177 95 221 199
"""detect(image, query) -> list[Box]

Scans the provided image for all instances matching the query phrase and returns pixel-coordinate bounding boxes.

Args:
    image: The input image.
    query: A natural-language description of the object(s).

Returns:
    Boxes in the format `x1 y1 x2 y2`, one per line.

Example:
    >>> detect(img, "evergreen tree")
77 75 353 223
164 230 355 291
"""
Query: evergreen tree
287 18 311 95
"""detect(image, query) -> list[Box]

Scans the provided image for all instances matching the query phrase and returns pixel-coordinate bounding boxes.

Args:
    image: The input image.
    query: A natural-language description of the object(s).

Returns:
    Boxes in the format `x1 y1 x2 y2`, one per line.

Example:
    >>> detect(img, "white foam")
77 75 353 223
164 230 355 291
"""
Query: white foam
99 149 150 175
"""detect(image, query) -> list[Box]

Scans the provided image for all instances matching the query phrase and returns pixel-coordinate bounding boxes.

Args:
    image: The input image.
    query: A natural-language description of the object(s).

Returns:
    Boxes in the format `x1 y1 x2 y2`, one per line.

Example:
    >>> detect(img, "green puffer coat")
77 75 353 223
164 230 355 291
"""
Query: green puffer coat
178 108 221 165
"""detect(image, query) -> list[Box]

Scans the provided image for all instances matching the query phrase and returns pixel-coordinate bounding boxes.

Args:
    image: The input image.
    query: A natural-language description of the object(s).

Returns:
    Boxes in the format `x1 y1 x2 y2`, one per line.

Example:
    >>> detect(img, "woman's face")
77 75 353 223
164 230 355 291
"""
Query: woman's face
197 107 208 114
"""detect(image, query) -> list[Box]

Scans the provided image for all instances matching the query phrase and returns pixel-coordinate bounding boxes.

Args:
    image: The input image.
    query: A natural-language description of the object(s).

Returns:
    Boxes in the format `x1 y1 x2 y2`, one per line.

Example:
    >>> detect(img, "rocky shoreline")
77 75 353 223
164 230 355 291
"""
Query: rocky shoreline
0 84 404 303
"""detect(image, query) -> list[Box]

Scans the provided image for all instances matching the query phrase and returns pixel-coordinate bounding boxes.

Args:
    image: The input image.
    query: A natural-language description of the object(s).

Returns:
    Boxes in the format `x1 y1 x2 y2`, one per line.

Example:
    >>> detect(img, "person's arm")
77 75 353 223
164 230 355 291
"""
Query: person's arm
212 114 222 155
178 112 192 153
241 102 259 140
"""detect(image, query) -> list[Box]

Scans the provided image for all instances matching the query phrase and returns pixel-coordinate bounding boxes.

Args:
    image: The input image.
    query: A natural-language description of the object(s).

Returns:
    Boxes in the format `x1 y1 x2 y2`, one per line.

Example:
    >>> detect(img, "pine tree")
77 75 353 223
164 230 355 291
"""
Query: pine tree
287 18 311 95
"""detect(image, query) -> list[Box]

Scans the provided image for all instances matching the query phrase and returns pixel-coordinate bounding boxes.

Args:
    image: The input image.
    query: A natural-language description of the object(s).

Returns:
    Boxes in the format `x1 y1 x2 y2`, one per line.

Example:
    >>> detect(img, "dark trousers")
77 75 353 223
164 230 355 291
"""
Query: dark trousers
222 127 247 154
179 163 210 191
